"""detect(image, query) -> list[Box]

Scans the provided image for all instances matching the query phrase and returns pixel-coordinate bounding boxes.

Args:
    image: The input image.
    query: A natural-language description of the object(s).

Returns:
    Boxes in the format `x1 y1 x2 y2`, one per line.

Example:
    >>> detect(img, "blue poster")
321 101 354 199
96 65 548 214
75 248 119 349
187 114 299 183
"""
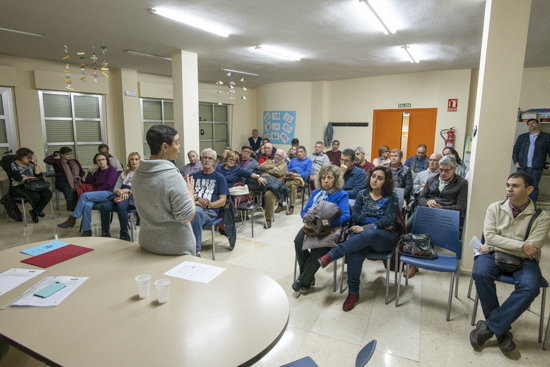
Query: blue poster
263 111 296 145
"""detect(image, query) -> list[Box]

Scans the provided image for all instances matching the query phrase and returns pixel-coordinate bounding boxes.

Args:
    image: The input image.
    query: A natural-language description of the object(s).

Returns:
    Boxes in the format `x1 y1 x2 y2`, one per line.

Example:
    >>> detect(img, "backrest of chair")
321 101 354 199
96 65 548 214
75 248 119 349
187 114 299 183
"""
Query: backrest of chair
355 339 377 367
412 206 462 259
393 188 405 207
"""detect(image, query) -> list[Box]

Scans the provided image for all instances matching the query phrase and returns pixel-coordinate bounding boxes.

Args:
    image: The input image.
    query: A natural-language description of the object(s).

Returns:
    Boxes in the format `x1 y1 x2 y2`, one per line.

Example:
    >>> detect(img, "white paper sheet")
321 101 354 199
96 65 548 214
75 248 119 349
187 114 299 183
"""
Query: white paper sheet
470 236 483 257
9 276 88 307
164 261 226 284
0 268 45 296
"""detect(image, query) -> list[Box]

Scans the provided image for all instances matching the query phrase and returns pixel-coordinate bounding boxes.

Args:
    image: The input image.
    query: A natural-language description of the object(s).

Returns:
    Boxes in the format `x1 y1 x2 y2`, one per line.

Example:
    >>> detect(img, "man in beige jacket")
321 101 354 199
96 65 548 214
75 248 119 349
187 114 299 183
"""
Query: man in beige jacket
470 172 550 355
260 149 288 228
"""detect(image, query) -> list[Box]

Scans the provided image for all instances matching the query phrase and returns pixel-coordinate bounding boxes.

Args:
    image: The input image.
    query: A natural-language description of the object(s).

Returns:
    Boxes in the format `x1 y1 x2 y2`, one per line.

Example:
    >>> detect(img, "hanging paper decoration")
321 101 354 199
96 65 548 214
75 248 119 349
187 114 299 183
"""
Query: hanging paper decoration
215 80 224 85
240 78 246 82
217 90 222 94
91 46 98 82
241 96 247 99
241 75 247 101
226 72 234 76
78 41 86 83
63 45 74 91
218 102 223 105
100 45 109 78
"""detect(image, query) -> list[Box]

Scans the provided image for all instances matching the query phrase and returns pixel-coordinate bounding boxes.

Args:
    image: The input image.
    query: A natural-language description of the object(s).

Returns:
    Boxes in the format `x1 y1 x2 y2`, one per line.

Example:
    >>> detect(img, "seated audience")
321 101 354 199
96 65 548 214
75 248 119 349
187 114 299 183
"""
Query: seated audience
98 144 122 172
258 142 276 165
410 153 442 203
100 152 140 241
7 148 53 223
261 149 289 228
190 148 230 257
57 152 118 235
248 129 262 158
285 145 297 164
326 140 342 166
354 147 375 177
182 150 202 176
262 138 276 156
404 144 430 173
133 125 196 255
287 138 300 156
43 147 85 201
318 166 399 311
275 146 312 215
238 145 261 178
372 145 390 166
471 172 549 355
308 141 330 181
385 149 413 202
215 147 232 167
292 165 350 294
443 147 467 178
216 151 265 188
340 148 367 199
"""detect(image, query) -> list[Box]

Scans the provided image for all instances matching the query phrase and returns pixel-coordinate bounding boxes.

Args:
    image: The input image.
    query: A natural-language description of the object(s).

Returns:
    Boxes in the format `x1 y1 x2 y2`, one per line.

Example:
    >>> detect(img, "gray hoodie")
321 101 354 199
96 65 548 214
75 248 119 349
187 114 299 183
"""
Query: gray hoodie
132 159 196 255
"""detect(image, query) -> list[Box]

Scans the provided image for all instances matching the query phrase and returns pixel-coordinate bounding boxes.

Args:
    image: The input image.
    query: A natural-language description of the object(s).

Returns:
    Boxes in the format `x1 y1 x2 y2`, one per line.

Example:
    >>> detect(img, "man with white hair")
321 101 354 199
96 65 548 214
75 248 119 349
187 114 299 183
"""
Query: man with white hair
308 141 330 181
189 148 229 257
354 147 375 177
182 150 202 176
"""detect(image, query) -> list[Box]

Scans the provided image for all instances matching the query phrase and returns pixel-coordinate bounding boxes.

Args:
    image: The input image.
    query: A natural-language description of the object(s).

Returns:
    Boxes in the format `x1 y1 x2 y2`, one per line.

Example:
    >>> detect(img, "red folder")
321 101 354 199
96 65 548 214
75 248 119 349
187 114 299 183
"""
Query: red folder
21 244 93 268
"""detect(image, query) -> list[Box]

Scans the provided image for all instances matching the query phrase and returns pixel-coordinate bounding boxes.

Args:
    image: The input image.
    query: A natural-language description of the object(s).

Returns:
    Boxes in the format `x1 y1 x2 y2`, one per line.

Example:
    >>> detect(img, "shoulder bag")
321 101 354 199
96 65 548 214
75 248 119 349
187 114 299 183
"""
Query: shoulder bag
398 233 438 260
24 177 51 192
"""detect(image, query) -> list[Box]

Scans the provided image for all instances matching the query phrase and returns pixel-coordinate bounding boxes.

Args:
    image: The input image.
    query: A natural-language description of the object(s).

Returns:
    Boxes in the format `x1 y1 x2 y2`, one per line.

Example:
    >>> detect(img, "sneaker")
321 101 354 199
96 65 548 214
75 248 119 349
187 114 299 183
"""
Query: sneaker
318 254 333 268
29 210 39 223
101 231 111 238
343 294 359 312
81 230 92 237
57 215 76 228
497 331 516 355
470 320 494 350
196 251 201 258
120 231 131 241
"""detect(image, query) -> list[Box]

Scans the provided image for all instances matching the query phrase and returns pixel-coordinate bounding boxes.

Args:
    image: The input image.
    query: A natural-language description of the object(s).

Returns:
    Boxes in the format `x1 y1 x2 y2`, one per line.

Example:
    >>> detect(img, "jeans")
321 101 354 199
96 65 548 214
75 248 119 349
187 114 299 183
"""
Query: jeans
473 253 543 336
190 206 219 252
328 228 398 294
72 191 111 231
10 186 53 213
100 199 136 233
294 229 330 287
518 167 543 202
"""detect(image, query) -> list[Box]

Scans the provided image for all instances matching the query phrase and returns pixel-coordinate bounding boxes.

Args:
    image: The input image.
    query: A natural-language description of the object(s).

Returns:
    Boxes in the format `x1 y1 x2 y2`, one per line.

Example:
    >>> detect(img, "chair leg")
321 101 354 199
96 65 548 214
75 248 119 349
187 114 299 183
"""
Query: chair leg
467 276 474 299
471 291 479 326
21 199 27 226
544 308 550 350
396 261 404 307
446 272 456 322
55 190 60 215
454 261 460 298
539 287 547 343
260 207 267 229
293 253 297 282
50 200 55 220
394 248 398 284
340 257 345 293
385 258 390 305
405 264 410 285
129 213 135 242
333 259 337 292
251 209 254 238
211 225 216 261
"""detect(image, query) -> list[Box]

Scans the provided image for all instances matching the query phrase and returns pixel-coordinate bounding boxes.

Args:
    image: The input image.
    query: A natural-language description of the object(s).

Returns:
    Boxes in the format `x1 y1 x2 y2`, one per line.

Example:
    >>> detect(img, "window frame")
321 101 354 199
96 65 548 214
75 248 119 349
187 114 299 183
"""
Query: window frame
0 86 17 155
39 90 105 170
140 98 174 156
199 103 229 154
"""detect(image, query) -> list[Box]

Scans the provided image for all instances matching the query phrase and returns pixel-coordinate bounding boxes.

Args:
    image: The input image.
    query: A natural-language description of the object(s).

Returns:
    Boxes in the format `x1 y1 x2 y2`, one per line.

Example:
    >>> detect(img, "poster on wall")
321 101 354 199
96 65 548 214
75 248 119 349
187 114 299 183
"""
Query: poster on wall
263 111 296 145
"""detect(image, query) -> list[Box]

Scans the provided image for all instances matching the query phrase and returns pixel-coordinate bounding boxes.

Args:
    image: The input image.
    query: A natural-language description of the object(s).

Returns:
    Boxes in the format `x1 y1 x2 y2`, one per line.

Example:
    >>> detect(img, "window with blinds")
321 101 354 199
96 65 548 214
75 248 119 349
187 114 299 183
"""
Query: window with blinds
39 91 104 169
199 103 229 157
141 99 174 157
0 87 17 158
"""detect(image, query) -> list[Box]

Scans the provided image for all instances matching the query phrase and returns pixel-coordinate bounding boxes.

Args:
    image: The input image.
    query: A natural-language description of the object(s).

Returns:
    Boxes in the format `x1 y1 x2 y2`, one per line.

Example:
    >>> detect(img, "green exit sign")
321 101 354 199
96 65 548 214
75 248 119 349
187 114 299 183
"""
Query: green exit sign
398 103 411 108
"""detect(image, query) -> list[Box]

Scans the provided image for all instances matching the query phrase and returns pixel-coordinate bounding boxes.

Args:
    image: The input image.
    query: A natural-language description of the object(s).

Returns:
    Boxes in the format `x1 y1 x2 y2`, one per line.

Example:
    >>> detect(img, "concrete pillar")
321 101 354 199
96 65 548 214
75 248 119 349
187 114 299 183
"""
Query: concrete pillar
171 50 200 166
462 0 532 272
112 68 142 160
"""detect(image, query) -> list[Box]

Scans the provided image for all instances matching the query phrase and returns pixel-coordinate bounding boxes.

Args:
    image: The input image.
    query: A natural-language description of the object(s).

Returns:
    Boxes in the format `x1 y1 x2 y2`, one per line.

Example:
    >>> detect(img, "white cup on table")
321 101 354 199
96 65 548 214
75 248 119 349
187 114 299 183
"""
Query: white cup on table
155 279 170 304
135 274 151 298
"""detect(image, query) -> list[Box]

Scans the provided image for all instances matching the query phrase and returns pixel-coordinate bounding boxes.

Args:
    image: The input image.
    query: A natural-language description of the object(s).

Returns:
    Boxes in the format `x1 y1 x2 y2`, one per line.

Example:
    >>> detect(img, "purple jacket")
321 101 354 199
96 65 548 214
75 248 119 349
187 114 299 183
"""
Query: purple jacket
43 154 85 181
85 166 118 192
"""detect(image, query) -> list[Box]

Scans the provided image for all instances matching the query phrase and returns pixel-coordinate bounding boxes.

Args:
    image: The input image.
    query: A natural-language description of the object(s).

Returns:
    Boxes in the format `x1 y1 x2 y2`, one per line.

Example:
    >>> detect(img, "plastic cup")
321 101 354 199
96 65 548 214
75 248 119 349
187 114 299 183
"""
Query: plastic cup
135 274 151 298
155 279 171 304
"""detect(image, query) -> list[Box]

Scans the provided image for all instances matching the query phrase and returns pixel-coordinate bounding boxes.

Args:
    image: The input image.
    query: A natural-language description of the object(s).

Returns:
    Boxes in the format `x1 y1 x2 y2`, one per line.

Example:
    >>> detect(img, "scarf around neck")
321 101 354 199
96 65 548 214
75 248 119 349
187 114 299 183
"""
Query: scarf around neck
61 159 81 189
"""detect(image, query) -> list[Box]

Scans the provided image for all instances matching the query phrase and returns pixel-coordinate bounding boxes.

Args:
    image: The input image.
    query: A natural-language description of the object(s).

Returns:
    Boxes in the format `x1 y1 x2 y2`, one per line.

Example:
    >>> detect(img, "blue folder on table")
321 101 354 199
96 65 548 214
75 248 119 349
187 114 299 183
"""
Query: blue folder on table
21 241 69 256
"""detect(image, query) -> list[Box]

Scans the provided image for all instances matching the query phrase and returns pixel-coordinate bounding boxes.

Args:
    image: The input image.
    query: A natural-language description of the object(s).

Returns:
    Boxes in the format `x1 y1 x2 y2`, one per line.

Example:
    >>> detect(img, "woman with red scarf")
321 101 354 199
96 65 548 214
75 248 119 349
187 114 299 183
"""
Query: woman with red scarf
44 147 85 202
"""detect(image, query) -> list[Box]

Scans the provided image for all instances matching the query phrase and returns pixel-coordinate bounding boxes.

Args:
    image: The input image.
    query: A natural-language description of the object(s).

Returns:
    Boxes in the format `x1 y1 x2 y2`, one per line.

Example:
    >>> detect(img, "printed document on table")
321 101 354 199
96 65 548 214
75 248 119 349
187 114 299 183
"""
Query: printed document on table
470 236 482 257
164 261 226 284
10 276 88 307
0 268 45 296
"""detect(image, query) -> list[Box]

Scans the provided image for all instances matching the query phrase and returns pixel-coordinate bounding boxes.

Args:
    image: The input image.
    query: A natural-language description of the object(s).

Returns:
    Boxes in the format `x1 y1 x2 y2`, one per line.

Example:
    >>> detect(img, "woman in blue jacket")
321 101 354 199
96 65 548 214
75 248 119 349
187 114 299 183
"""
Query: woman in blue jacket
216 151 266 188
318 166 399 312
292 164 350 295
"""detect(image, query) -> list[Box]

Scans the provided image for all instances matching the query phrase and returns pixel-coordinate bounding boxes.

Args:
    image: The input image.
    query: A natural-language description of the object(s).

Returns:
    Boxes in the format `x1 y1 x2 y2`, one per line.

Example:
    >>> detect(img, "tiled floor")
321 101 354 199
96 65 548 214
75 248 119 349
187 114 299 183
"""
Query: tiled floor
0 200 549 367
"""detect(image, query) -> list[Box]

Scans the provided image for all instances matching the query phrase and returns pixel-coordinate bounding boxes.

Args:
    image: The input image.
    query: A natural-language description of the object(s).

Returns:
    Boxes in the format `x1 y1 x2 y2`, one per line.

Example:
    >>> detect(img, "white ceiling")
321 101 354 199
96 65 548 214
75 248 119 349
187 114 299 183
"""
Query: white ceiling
1 0 549 88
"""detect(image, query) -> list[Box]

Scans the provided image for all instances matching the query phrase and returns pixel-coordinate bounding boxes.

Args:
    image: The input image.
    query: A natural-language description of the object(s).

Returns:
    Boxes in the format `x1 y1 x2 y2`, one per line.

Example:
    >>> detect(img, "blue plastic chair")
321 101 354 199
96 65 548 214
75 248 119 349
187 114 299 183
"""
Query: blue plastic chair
205 217 223 260
395 206 462 321
280 339 376 367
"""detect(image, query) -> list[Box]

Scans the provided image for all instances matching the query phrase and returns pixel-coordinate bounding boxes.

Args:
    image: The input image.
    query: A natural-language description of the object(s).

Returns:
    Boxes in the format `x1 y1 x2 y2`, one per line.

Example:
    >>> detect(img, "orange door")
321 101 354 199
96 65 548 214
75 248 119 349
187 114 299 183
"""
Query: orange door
407 108 438 157
371 110 403 160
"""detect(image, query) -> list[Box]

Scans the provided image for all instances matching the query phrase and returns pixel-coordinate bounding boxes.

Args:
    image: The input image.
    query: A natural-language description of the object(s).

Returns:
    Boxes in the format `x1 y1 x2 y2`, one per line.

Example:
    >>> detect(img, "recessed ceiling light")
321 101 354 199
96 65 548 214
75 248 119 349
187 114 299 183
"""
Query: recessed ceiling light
401 45 419 63
0 26 44 38
254 46 301 61
124 50 172 61
359 0 395 35
149 8 229 38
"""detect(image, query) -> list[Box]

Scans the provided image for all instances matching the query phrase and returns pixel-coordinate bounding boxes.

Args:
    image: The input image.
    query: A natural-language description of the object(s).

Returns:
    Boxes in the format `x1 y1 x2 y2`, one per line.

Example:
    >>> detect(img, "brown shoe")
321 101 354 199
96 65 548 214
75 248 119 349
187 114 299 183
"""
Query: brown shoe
288 207 294 215
343 294 359 312
264 220 272 229
274 206 285 213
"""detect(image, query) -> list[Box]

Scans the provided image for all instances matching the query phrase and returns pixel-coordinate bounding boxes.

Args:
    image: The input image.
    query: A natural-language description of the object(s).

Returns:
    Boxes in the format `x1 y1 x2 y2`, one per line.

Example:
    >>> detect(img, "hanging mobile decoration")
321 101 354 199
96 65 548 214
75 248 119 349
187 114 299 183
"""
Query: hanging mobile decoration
227 72 235 99
63 45 74 91
240 77 247 99
100 45 109 78
78 39 86 83
91 46 98 82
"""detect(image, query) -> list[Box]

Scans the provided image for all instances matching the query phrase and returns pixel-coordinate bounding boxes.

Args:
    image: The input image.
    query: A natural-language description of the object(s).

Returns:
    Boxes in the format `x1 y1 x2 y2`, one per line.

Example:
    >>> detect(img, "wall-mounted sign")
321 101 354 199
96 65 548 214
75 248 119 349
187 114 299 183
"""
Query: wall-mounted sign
398 103 411 108
263 111 296 144
330 122 369 127
448 99 458 112
125 91 137 97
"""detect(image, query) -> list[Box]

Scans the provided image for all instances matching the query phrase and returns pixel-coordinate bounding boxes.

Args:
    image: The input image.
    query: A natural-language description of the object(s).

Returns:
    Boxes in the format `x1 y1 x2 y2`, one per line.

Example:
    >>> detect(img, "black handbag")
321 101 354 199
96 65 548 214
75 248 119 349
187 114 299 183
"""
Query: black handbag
493 208 542 273
66 189 78 211
24 178 51 192
398 233 438 260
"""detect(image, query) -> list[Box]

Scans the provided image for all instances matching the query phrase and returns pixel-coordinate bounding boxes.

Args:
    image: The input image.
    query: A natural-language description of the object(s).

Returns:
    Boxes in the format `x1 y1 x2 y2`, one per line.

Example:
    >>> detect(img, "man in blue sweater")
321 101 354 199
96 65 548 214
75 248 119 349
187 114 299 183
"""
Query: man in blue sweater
276 146 312 215
340 148 367 199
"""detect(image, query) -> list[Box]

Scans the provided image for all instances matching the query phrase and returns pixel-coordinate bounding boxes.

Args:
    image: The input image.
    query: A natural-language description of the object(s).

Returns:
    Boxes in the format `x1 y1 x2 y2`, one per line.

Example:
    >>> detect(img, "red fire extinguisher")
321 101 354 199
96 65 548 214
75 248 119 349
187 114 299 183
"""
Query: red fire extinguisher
440 128 455 148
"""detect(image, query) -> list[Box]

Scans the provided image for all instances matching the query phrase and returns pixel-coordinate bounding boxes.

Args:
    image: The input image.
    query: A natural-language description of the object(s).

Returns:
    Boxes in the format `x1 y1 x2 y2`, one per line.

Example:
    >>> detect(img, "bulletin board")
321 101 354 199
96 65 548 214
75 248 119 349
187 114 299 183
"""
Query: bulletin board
263 111 296 145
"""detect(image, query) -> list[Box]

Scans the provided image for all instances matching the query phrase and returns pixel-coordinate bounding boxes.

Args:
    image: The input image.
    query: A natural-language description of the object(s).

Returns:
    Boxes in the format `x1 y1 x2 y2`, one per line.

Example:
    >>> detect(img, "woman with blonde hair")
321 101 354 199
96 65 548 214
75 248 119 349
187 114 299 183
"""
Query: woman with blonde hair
100 152 141 240
216 150 266 188
372 145 390 166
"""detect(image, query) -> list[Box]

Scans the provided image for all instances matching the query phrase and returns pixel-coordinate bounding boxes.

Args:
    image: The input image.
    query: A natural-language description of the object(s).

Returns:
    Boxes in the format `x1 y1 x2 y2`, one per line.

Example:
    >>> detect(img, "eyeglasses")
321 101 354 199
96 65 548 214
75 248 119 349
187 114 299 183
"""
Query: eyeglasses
227 158 236 163
439 168 454 173
202 156 215 161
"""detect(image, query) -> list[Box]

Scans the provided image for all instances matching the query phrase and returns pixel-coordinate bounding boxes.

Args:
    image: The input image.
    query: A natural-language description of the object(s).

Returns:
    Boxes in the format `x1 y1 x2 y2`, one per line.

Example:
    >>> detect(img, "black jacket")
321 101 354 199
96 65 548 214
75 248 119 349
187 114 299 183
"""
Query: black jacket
418 174 468 213
386 163 413 200
512 131 550 169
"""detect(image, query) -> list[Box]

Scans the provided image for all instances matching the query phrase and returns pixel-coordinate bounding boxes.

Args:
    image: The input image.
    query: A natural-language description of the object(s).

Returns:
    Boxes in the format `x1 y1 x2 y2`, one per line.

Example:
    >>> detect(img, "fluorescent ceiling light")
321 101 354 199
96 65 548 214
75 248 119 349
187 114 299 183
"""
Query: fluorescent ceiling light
0 26 44 38
401 45 419 63
359 0 395 35
255 46 300 61
149 8 229 38
124 50 172 61
222 68 260 77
